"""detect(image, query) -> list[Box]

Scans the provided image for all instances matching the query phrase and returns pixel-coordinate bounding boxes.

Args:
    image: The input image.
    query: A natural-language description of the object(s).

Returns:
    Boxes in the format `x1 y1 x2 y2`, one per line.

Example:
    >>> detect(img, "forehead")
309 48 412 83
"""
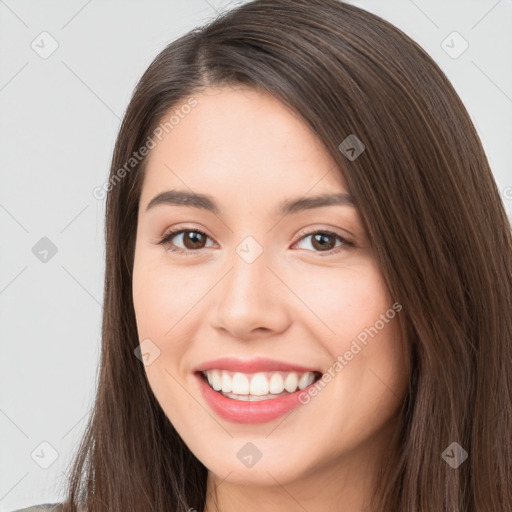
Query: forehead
140 86 349 207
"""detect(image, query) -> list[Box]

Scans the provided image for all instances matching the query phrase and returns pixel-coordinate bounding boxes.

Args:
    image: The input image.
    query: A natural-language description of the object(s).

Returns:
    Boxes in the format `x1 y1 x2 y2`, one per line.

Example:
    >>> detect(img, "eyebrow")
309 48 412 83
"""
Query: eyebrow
145 189 355 216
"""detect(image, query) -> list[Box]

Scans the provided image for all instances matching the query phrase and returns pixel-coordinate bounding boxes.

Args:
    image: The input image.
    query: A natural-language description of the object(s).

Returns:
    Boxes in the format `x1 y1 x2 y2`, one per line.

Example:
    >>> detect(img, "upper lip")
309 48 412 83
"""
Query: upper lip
194 357 321 374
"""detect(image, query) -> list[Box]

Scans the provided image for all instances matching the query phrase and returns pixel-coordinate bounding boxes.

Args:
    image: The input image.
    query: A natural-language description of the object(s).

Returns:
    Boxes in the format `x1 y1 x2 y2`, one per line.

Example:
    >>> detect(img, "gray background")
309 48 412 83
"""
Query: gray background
0 0 511 509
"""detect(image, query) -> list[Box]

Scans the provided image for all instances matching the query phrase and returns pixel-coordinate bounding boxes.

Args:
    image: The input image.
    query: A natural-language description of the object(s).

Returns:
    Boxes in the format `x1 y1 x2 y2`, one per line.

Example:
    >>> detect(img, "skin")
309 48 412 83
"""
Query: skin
132 85 409 512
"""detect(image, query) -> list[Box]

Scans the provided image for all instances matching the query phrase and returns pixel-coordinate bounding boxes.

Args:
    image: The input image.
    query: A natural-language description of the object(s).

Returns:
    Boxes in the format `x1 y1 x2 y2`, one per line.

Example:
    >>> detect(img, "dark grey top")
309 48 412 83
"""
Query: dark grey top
11 504 63 512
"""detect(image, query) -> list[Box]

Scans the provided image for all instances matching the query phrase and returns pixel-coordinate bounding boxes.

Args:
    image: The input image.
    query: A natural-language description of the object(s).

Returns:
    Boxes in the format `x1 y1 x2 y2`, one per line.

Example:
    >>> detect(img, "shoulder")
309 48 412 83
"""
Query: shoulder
10 504 63 512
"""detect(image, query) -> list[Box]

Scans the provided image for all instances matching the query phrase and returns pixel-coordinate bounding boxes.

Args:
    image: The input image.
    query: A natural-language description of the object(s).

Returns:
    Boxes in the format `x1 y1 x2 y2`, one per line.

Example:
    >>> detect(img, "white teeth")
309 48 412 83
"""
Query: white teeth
202 369 318 396
298 372 315 390
210 369 222 391
284 372 298 393
232 372 250 394
249 373 269 396
269 373 285 394
221 371 232 393
220 392 284 401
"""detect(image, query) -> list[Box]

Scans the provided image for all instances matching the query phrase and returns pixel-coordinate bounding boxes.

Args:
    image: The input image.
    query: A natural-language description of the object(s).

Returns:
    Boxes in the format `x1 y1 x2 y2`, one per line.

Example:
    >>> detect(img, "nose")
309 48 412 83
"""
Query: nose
211 247 291 340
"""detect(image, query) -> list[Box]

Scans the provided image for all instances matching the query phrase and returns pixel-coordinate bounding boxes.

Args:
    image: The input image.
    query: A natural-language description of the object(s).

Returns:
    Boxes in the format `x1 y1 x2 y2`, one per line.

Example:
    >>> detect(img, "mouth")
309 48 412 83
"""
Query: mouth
193 357 325 423
196 369 323 402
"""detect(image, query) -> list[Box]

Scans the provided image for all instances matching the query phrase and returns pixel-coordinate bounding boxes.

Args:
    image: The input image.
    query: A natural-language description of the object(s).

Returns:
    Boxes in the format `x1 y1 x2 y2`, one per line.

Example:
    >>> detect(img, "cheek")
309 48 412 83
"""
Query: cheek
132 256 189 339
299 265 406 448
132 258 198 417
291 260 394 343
292 260 405 393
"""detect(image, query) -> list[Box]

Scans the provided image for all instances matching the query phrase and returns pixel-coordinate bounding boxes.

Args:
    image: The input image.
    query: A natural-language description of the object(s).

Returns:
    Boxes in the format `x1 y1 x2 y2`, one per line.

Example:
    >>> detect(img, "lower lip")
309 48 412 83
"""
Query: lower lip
195 372 315 424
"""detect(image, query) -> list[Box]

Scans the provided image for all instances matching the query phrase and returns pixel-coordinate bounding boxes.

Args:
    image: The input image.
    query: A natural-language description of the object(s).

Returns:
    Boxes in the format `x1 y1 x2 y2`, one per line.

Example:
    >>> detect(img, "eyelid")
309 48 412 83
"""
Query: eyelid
290 227 355 256
157 222 213 242
293 224 354 243
157 224 216 254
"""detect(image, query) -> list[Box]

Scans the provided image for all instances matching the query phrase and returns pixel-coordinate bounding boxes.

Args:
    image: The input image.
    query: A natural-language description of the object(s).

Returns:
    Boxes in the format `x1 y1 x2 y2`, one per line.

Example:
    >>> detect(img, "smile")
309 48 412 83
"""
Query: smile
200 369 322 401
193 357 324 423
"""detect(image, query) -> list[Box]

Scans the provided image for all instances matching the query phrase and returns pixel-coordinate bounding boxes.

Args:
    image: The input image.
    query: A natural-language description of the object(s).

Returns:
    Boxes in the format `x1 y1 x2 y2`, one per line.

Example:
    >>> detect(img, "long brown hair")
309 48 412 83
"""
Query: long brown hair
60 1 512 510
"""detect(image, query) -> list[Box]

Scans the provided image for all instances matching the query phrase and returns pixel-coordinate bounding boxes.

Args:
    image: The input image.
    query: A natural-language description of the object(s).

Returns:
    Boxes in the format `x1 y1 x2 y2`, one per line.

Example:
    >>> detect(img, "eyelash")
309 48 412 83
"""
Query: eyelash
157 227 355 257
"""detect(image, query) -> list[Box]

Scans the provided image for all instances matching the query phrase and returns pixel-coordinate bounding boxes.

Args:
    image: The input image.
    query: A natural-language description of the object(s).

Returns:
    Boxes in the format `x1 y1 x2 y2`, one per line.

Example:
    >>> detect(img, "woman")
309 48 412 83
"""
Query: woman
15 0 512 510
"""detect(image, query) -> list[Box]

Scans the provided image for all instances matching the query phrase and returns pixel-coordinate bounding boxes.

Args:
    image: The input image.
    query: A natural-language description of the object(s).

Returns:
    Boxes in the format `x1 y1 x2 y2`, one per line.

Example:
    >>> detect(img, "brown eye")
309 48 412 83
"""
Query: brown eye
181 230 208 249
293 230 354 255
158 228 214 254
310 232 337 251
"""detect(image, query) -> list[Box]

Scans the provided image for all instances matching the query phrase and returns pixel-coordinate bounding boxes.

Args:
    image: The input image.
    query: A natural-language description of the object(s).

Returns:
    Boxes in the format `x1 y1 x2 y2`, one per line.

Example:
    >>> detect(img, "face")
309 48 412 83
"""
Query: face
132 85 408 489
